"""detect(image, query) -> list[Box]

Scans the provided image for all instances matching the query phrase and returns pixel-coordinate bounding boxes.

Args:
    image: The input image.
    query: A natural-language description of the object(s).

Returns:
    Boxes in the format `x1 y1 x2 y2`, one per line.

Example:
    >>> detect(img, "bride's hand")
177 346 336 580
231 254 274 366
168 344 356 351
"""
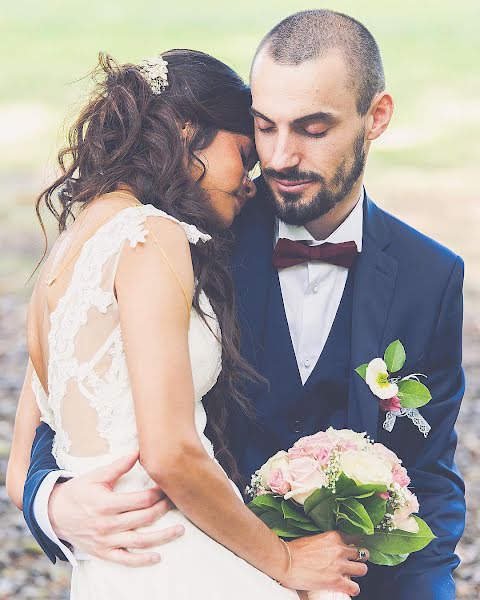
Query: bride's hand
49 452 184 566
280 532 368 596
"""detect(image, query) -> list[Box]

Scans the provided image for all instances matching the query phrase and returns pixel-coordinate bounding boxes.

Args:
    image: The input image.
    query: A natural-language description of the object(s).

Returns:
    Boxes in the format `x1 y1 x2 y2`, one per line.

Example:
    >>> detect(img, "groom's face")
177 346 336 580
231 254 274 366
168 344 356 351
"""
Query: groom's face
250 50 368 225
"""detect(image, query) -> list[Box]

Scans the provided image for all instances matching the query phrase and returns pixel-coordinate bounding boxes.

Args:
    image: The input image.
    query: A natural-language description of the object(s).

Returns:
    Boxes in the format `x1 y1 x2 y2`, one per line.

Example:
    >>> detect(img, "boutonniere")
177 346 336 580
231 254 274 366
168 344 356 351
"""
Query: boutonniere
355 340 432 437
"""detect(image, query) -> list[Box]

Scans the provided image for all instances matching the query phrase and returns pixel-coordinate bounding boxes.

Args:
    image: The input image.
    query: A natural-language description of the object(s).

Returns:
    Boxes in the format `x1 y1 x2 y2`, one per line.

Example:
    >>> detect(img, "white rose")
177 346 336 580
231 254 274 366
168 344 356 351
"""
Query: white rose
325 428 369 449
372 443 402 465
258 451 290 488
392 489 420 532
365 358 399 400
339 449 393 486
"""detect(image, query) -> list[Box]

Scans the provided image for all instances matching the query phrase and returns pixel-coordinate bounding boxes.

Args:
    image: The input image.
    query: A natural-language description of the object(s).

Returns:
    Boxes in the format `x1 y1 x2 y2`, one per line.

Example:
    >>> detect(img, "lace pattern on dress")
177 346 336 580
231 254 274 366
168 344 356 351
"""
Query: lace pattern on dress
44 204 213 464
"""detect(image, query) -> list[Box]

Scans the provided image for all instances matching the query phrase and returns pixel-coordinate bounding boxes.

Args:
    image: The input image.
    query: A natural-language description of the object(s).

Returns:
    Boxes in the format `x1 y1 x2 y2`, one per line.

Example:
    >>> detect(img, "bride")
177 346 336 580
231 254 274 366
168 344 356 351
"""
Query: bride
7 50 365 599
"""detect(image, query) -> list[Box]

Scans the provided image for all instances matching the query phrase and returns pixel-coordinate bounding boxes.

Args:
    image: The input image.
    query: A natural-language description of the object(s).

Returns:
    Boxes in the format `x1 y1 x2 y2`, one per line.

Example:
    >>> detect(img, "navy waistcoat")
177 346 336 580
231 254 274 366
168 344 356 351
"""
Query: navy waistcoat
231 267 354 485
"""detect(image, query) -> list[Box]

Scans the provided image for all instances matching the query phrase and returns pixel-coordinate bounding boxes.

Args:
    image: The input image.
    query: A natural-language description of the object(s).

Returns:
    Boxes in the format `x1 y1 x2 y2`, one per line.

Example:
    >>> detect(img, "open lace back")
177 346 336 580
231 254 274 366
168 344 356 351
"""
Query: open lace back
28 199 221 469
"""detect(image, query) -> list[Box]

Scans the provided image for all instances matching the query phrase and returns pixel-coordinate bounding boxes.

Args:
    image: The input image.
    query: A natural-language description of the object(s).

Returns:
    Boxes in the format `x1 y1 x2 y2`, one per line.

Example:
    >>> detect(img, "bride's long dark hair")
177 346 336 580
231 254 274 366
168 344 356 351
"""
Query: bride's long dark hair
35 50 260 484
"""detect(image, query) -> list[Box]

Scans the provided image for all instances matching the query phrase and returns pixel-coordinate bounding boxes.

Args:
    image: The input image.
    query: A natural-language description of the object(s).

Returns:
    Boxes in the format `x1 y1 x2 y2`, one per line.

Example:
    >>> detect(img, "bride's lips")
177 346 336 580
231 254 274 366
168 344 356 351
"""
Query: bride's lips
271 177 315 193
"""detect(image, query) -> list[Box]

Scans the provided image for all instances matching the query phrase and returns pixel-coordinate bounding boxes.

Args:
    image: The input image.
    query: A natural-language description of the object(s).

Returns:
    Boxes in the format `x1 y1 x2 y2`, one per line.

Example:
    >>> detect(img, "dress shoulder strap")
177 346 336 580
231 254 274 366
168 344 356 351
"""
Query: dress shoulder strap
122 204 211 316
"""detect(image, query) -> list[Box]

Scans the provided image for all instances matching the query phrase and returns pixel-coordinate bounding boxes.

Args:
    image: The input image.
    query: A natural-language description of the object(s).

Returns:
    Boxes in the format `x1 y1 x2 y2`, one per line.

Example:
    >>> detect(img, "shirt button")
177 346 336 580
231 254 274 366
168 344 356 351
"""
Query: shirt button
304 358 311 368
312 285 319 294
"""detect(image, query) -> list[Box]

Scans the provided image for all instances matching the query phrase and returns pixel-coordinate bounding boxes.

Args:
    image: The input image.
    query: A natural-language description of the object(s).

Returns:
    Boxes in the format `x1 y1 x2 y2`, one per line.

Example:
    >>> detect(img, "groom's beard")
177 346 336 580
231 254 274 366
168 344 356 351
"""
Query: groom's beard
262 128 366 226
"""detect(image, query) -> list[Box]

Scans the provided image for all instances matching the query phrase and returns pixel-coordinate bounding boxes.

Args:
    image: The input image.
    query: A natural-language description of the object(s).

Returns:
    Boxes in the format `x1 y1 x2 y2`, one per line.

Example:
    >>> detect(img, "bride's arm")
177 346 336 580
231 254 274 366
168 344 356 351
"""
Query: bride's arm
6 359 42 510
115 215 288 581
116 216 366 596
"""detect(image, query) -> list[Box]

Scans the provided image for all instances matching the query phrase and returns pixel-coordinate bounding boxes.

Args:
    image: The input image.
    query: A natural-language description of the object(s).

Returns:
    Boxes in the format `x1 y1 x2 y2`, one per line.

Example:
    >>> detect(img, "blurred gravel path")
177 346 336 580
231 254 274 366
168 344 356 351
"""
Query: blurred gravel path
0 294 478 599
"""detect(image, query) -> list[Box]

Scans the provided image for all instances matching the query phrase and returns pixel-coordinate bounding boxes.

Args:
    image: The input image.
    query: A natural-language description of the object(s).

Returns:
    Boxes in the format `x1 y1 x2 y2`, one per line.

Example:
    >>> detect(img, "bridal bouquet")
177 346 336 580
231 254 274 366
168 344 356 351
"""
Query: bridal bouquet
247 428 435 600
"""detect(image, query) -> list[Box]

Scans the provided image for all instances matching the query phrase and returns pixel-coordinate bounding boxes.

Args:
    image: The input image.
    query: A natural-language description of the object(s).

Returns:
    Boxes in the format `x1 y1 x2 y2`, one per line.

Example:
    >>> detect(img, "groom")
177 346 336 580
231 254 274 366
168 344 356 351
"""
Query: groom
22 9 465 599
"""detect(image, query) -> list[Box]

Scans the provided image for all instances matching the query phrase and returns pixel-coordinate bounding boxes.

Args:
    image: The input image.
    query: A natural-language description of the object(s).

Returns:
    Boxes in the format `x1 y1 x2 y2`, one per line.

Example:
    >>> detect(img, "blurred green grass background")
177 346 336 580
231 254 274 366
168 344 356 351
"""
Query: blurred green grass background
1 0 479 299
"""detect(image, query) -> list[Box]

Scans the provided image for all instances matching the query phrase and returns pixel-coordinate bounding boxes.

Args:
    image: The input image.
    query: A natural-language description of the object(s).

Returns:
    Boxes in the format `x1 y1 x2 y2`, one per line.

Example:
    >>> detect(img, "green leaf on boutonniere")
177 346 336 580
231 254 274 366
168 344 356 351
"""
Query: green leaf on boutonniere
355 363 368 380
384 340 406 373
397 379 432 409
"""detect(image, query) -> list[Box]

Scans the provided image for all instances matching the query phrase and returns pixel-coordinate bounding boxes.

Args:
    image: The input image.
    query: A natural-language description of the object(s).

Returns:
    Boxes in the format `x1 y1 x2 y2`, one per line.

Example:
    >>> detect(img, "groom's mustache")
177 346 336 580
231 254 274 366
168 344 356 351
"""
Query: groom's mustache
262 167 324 184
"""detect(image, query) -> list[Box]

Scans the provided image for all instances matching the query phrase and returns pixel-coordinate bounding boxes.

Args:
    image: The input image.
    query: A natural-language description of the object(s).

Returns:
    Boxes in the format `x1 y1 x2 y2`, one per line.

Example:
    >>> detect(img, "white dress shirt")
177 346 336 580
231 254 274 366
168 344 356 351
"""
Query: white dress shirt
34 190 364 563
276 189 364 384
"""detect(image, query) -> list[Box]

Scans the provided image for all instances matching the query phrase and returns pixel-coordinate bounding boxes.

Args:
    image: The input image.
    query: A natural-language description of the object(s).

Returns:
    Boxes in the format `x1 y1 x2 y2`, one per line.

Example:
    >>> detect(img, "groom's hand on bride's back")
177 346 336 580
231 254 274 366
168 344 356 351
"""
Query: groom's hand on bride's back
49 451 185 566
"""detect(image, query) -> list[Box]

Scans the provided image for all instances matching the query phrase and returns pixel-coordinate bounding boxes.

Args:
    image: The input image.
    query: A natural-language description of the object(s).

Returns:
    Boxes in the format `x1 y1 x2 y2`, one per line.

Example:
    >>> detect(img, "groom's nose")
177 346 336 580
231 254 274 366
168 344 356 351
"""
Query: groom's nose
268 131 301 172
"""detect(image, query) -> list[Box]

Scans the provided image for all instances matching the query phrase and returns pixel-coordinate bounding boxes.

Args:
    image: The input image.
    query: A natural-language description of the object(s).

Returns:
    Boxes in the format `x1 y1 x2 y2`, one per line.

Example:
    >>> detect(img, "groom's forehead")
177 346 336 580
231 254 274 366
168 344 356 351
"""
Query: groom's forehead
250 50 356 120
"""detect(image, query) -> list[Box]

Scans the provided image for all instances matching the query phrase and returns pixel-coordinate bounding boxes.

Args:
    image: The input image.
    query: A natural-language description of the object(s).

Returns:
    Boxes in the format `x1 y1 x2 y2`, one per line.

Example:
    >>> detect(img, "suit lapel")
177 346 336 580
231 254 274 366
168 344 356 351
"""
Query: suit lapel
348 196 398 439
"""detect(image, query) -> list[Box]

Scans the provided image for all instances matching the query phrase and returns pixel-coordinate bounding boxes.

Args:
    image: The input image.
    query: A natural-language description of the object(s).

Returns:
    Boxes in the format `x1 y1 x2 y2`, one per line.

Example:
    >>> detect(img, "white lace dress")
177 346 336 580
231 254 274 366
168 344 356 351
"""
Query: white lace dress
32 204 297 600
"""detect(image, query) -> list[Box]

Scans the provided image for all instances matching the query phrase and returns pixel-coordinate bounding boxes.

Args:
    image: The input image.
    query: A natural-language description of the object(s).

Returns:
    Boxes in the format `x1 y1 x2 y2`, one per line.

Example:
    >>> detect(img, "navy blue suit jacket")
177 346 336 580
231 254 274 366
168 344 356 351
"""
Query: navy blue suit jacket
23 186 465 600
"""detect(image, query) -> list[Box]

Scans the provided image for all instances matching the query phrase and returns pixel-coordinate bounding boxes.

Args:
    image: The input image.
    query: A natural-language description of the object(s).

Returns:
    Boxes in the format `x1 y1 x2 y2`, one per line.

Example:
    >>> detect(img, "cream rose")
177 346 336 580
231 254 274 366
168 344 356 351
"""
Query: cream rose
258 450 291 489
339 449 393 486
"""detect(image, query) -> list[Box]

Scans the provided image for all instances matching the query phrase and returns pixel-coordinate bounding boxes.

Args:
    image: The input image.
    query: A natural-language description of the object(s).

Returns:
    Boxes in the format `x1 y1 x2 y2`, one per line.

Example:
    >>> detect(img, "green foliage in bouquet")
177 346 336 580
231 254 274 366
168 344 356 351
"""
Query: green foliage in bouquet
248 472 436 567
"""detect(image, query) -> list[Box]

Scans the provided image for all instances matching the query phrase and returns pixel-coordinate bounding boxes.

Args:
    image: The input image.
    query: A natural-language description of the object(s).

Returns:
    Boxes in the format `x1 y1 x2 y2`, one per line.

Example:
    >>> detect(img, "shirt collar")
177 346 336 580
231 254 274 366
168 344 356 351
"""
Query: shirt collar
276 187 364 252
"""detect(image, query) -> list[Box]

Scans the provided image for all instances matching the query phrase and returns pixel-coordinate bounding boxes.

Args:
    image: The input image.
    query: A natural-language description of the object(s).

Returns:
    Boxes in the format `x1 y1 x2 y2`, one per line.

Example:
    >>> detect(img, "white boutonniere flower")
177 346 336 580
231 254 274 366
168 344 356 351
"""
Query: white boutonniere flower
365 357 399 400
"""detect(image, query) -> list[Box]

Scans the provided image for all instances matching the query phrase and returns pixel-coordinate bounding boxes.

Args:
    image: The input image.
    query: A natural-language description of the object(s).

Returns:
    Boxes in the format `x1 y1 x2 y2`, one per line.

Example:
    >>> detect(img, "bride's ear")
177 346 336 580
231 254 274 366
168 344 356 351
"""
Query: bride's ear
181 121 194 141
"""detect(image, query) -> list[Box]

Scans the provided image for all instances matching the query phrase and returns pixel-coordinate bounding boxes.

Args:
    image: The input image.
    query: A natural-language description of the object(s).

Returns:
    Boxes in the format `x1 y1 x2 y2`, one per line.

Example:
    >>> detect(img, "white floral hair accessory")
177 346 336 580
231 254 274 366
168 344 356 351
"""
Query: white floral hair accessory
138 55 169 95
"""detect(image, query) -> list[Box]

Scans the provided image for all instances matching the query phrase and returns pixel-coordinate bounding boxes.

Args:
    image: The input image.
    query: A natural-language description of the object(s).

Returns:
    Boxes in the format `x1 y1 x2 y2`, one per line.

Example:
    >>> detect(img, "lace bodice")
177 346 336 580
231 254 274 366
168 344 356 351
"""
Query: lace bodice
32 204 222 472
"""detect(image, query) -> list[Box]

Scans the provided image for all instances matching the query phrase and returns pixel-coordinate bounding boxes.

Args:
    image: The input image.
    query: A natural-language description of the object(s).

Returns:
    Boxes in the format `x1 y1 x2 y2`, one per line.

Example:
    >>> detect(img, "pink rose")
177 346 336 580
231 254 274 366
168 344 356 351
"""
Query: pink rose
379 395 402 412
392 464 411 487
288 446 309 459
268 468 291 495
289 433 334 463
378 491 390 500
313 446 332 466
288 457 319 482
284 457 328 505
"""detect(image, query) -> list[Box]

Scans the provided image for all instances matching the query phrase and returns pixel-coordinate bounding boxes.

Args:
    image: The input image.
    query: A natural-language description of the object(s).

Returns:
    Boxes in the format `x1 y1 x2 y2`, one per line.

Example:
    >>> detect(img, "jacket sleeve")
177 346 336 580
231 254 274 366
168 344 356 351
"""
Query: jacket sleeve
392 256 466 599
22 422 69 564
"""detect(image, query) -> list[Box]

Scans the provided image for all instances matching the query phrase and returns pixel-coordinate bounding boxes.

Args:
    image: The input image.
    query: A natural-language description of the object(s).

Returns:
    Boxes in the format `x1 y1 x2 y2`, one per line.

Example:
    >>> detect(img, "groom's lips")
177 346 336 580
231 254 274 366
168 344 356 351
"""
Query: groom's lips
271 177 314 193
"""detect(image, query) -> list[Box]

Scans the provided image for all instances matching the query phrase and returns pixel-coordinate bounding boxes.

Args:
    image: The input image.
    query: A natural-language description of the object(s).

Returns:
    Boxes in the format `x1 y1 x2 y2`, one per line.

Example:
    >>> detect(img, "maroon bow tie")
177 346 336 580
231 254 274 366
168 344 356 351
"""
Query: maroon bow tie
272 238 359 269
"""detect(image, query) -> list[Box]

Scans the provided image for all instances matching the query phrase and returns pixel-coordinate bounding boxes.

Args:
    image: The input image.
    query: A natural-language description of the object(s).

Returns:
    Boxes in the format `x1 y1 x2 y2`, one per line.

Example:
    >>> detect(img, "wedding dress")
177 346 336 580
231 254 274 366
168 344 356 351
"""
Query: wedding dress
31 201 298 599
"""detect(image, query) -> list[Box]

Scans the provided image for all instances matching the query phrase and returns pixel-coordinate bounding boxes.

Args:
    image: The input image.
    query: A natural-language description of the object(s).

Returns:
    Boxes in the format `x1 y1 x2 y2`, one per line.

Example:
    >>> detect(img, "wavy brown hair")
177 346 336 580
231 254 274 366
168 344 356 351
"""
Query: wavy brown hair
35 50 260 484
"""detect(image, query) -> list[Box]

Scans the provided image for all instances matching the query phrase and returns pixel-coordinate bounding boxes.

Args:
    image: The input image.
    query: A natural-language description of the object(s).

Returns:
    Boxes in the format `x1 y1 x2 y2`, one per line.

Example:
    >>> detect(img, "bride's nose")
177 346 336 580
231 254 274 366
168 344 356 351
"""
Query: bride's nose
244 176 257 200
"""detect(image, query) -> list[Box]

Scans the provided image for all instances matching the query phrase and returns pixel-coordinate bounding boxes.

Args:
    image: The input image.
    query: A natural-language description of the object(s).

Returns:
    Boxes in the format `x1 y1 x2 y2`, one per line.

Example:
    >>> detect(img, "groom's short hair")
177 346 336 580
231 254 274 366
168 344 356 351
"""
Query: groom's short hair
253 9 385 116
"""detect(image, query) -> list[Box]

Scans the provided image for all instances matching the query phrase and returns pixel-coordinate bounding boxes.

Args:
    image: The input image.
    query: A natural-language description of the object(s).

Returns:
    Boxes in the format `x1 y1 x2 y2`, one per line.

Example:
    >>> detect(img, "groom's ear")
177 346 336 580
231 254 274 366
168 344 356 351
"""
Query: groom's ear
366 92 394 141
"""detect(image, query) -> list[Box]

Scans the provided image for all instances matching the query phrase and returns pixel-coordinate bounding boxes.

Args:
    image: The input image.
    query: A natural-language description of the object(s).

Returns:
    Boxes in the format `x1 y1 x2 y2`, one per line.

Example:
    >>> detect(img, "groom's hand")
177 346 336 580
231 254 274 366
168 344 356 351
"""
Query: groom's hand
48 451 184 566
